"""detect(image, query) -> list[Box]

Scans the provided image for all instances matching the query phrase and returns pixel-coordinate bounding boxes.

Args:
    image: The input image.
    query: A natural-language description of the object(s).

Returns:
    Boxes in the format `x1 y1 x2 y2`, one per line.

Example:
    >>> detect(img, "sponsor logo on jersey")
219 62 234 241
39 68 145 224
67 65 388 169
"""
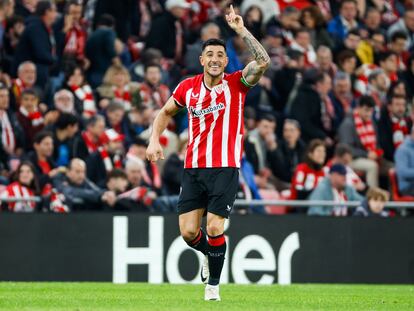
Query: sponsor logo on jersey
189 103 225 117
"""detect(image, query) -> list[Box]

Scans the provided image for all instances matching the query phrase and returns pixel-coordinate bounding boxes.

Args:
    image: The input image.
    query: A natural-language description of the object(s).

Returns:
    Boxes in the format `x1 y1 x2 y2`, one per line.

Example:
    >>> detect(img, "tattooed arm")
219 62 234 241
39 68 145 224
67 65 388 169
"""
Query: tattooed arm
225 5 270 86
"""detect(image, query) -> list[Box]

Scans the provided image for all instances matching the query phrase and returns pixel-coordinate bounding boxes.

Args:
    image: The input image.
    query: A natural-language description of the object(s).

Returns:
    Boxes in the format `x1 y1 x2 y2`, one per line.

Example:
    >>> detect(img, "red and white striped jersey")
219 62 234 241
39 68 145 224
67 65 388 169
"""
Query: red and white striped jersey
173 71 250 169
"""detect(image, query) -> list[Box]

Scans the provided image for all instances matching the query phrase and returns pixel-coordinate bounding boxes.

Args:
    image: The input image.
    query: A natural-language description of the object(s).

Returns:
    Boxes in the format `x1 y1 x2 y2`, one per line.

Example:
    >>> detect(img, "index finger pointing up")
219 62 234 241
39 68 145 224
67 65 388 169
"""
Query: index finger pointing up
230 4 235 15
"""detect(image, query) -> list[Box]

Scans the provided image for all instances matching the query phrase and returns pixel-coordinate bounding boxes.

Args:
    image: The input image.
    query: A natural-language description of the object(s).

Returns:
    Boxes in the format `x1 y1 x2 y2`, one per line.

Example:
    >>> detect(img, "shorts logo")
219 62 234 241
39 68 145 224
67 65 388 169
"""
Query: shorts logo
226 205 232 212
189 103 225 117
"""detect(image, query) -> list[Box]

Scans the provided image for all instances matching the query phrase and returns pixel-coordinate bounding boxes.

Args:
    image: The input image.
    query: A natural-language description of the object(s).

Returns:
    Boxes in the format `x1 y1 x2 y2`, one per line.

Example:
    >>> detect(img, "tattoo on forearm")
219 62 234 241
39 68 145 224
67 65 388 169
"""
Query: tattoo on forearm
241 30 270 66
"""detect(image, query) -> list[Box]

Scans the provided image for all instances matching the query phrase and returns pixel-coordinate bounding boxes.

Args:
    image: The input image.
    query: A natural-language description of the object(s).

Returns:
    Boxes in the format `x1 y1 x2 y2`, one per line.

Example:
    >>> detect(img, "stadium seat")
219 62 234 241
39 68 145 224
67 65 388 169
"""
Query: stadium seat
388 169 414 202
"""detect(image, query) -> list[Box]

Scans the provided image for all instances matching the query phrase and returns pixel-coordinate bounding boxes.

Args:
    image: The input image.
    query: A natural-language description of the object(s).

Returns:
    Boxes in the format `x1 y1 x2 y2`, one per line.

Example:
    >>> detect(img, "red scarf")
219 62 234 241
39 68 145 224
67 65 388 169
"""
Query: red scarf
12 78 27 103
19 106 44 127
139 82 170 108
141 162 162 189
98 147 123 172
353 110 378 152
113 85 132 111
82 131 101 154
0 110 16 153
70 84 96 116
391 114 409 149
64 25 86 59
2 182 36 212
42 184 69 213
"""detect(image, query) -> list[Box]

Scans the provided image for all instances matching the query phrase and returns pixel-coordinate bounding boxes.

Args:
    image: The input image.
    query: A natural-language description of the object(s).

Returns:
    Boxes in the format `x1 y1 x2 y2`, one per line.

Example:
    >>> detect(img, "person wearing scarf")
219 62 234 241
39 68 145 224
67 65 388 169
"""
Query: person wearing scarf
11 61 36 108
339 95 385 188
72 115 106 159
139 64 170 109
378 93 412 162
16 89 44 150
86 129 125 187
290 139 327 202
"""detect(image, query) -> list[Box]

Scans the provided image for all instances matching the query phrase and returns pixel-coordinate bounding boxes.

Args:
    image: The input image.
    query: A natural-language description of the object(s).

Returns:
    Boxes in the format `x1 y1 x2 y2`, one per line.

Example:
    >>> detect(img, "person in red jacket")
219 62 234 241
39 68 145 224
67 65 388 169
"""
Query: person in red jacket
290 139 327 201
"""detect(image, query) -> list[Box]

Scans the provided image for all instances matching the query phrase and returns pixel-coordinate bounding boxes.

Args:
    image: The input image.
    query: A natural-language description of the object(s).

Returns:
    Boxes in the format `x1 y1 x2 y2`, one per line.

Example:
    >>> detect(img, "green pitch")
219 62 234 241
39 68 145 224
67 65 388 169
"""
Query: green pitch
0 282 413 311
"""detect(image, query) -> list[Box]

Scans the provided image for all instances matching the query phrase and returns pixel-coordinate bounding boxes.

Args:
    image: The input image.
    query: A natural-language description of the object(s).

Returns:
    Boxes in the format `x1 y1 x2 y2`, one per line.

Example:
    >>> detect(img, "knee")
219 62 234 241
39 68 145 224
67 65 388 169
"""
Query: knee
180 224 199 242
206 222 224 237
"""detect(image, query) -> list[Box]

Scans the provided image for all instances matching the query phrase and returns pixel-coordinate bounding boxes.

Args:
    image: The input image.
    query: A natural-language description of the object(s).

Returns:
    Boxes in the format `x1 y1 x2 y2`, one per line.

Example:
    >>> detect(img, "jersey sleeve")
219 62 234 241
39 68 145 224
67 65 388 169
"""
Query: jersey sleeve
172 80 188 108
229 70 253 94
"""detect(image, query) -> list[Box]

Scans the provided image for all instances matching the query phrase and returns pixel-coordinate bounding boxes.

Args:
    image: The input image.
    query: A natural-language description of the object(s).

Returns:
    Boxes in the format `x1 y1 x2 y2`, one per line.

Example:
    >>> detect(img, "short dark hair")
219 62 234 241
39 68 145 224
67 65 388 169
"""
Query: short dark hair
35 1 53 17
302 68 326 86
391 31 408 42
107 168 127 181
21 88 39 99
97 14 115 28
33 131 53 145
86 114 104 128
144 63 161 72
56 113 78 130
376 51 397 65
258 114 276 123
358 95 376 108
294 28 310 37
334 143 352 157
340 0 357 9
202 38 226 52
388 93 407 104
346 28 360 38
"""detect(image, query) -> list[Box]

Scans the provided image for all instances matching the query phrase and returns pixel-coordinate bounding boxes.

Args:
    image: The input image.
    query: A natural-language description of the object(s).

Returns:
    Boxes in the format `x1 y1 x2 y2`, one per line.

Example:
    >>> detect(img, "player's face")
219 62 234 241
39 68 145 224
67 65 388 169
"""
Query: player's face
200 45 228 78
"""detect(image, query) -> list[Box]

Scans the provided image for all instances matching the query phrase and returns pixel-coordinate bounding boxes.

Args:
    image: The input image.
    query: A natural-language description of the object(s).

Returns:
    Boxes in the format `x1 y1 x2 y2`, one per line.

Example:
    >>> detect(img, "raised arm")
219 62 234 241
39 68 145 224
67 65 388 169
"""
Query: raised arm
226 5 270 86
146 96 182 162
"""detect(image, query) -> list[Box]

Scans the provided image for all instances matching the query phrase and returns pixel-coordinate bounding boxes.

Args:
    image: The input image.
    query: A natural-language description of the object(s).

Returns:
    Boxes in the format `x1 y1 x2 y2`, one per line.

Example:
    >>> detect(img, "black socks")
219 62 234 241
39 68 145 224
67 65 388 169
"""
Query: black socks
207 234 226 286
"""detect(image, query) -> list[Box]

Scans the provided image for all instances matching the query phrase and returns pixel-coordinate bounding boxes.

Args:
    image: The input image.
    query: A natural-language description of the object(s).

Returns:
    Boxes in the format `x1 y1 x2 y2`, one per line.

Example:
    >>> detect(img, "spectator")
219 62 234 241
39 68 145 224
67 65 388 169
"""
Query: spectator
11 61 37 109
388 31 409 71
85 14 122 88
104 169 135 211
103 101 135 147
0 84 24 157
0 161 40 212
184 22 221 75
138 64 170 109
336 50 357 77
338 95 387 188
387 8 414 50
13 0 58 88
333 29 362 64
354 187 390 217
72 114 105 159
314 45 337 80
290 139 326 200
145 0 190 63
24 130 58 188
275 119 306 183
377 51 398 84
290 28 316 68
16 89 44 150
2 15 25 74
300 6 334 49
395 126 414 196
243 5 264 41
53 0 87 70
327 0 359 43
378 94 412 162
308 163 364 216
51 112 79 167
289 69 333 145
15 0 37 19
53 158 116 210
361 7 383 36
125 158 145 189
53 89 75 114
327 143 366 192
63 64 97 118
97 64 140 112
329 71 354 131
86 128 125 187
261 26 286 75
266 6 300 46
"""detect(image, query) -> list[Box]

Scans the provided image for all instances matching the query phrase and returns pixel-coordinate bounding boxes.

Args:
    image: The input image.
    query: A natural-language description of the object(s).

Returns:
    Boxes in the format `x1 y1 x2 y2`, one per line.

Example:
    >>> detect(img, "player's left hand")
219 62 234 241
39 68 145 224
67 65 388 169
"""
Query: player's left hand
225 5 244 33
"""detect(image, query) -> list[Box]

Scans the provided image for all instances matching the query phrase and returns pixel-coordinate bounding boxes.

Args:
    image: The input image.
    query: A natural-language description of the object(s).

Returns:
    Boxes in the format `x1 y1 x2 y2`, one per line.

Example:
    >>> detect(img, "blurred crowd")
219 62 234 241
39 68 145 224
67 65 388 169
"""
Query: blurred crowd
0 0 414 217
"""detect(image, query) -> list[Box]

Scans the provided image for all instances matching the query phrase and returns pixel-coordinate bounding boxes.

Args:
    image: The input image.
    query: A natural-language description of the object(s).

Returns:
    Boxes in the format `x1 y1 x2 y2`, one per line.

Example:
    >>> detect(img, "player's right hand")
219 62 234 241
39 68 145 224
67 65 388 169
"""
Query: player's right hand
146 140 165 162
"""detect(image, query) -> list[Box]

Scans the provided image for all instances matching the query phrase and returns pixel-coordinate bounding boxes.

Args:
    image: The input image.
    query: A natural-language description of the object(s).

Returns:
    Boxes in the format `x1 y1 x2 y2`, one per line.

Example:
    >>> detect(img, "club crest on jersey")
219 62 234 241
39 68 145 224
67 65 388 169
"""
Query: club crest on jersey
213 84 224 94
189 103 225 117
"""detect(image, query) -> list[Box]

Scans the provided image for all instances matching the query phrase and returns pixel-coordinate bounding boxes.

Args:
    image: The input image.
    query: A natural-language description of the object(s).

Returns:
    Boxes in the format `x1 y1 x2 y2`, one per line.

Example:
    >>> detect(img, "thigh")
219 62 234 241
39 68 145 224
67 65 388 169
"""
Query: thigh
177 169 208 215
206 168 239 219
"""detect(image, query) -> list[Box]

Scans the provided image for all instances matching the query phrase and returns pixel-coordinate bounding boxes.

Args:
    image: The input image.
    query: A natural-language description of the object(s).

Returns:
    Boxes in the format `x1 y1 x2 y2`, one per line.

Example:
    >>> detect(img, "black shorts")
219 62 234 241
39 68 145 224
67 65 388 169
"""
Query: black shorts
177 167 239 218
